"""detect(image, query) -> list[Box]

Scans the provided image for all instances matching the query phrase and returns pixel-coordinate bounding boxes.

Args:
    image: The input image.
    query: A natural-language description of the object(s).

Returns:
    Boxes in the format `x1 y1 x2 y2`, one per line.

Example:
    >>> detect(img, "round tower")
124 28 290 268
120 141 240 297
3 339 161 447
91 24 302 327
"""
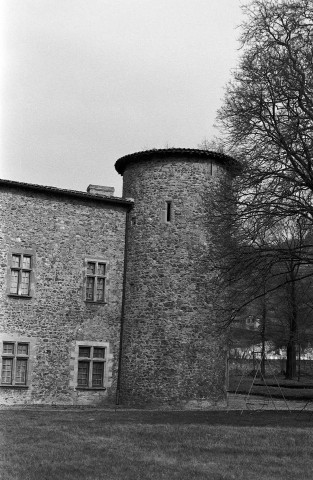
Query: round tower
115 148 237 408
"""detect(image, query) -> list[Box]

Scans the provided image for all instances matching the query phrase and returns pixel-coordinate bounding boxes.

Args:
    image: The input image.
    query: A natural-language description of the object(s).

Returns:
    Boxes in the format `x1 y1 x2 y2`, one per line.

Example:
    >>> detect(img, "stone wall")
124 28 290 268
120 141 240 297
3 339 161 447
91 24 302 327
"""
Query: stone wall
0 185 129 405
119 153 228 407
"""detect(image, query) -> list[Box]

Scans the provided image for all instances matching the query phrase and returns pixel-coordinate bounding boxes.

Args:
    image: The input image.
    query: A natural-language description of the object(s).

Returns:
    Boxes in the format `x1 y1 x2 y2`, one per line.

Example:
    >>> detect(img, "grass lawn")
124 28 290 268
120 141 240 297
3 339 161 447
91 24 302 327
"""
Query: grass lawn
1 409 313 480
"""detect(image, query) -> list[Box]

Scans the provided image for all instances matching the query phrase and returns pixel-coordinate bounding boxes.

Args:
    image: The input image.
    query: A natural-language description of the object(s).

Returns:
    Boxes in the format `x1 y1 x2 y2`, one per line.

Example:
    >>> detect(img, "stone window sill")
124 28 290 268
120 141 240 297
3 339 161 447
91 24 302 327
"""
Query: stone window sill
76 387 106 391
7 294 32 299
0 385 29 388
84 301 107 305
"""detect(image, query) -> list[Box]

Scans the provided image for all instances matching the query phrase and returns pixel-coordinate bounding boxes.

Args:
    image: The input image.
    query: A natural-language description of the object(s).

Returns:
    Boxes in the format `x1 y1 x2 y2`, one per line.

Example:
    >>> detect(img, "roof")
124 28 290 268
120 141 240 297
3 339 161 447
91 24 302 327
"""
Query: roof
115 148 240 175
0 178 133 207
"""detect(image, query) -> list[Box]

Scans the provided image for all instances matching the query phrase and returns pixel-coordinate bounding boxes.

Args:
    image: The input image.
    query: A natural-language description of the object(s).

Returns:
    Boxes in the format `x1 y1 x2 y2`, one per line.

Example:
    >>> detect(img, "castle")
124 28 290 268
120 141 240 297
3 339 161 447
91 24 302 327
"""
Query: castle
0 148 237 407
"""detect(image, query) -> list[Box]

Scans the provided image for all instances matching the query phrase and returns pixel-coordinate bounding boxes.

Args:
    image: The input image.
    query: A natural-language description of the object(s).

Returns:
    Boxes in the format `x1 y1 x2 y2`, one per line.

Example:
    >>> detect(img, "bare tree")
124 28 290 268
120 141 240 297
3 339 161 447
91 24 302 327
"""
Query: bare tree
217 0 313 237
270 256 313 379
204 3 313 379
215 208 313 378
209 0 313 323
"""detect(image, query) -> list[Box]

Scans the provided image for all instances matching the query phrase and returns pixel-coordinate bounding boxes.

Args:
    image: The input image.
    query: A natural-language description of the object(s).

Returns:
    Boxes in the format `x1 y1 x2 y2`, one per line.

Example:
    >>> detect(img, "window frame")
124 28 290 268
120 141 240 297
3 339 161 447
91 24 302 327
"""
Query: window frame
7 250 35 298
76 344 107 390
84 258 108 304
0 341 30 387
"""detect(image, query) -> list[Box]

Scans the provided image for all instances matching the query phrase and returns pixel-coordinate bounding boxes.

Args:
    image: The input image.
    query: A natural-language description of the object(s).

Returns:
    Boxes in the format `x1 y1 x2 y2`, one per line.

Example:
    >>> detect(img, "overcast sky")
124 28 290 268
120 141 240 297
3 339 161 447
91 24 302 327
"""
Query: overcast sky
0 0 243 196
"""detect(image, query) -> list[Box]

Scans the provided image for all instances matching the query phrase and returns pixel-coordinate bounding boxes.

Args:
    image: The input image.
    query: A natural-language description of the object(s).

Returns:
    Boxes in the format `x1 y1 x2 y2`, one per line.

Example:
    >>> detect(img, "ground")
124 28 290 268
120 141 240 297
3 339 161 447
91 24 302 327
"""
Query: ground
1 408 313 480
227 373 313 410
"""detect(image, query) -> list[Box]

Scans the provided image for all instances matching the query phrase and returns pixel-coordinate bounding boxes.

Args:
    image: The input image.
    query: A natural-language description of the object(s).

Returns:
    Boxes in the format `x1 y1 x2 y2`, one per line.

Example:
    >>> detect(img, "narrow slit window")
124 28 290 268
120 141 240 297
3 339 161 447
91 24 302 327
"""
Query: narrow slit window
166 201 172 222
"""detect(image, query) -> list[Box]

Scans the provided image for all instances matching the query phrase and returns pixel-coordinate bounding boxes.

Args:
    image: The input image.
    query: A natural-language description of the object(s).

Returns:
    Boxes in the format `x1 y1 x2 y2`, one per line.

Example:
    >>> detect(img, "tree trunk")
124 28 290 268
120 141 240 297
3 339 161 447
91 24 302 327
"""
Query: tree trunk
260 294 267 378
286 340 297 379
285 273 298 379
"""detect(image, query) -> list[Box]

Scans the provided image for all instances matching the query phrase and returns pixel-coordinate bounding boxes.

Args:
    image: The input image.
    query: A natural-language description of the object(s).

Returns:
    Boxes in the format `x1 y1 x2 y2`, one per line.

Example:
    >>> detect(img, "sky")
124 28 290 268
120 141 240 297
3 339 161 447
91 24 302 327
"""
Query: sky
0 0 244 197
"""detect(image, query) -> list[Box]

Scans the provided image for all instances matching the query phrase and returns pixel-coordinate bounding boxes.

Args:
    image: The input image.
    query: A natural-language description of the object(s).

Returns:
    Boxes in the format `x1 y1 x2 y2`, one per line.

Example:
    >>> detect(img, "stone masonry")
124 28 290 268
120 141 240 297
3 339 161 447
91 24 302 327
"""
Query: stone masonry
0 181 131 405
115 149 236 408
0 149 237 407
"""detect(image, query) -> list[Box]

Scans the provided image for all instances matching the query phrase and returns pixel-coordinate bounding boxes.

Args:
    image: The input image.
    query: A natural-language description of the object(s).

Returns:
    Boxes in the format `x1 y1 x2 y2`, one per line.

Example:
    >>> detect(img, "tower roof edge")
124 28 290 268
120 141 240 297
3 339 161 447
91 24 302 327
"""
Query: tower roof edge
115 148 240 175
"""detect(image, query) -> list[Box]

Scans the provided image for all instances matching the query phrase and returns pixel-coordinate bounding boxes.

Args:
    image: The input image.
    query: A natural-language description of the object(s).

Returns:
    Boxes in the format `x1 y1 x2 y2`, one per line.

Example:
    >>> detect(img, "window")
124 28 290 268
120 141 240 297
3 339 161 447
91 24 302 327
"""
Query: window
69 341 112 392
1 342 29 386
85 260 106 302
166 201 172 222
77 346 106 388
162 199 174 224
9 253 32 296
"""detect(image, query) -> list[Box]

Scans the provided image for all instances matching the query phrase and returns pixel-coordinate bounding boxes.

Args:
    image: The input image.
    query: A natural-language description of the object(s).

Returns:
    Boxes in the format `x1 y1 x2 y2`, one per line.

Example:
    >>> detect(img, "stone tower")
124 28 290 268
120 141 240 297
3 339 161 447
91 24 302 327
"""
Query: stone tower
115 148 236 408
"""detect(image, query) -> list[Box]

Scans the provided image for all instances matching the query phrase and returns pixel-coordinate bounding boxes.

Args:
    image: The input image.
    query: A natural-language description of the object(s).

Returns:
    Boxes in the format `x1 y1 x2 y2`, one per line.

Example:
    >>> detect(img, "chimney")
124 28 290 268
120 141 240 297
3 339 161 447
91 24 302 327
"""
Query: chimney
87 185 115 197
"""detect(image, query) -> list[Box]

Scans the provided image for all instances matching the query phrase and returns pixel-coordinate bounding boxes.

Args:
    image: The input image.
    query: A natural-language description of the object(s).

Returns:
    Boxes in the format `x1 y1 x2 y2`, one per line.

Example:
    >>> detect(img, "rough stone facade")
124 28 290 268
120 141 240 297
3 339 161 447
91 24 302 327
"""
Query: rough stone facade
0 183 131 405
0 148 237 407
116 151 229 408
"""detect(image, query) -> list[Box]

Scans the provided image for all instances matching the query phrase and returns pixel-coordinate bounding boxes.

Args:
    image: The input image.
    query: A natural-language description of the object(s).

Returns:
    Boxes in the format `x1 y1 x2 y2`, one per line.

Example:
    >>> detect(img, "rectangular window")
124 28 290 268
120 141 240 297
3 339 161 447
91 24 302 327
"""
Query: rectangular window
85 260 106 303
166 201 172 222
77 361 89 387
1 359 13 384
9 253 32 297
77 346 106 388
15 359 27 384
92 362 104 387
3 343 14 354
1 341 29 386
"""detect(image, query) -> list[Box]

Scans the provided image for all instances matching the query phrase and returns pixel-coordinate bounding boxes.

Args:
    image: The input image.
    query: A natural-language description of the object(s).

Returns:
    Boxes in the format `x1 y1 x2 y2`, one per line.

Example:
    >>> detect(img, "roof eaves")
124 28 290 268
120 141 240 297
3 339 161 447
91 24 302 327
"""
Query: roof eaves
0 179 133 207
115 148 240 175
